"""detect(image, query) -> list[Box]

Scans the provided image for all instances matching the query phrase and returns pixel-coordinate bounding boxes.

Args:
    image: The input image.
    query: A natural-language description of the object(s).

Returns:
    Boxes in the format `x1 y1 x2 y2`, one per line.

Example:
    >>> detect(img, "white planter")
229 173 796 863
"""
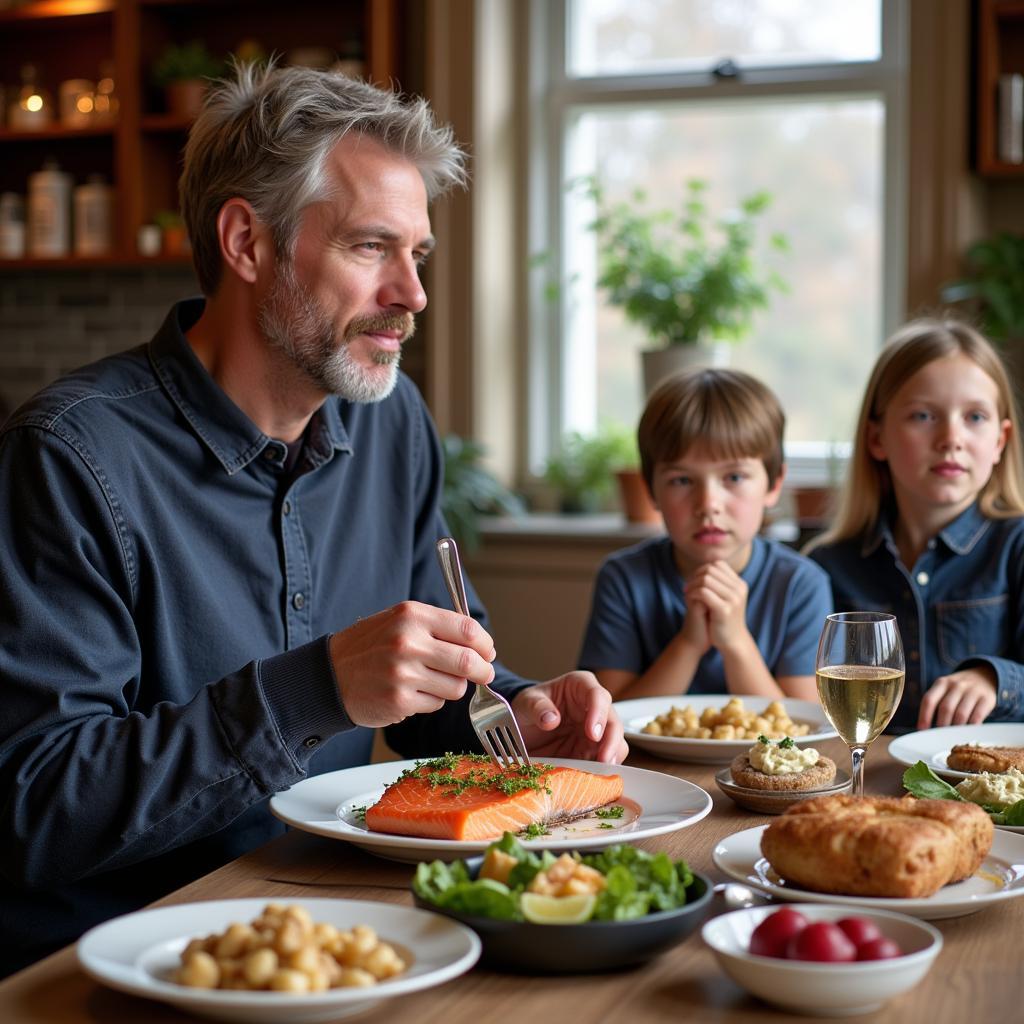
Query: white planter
641 343 731 396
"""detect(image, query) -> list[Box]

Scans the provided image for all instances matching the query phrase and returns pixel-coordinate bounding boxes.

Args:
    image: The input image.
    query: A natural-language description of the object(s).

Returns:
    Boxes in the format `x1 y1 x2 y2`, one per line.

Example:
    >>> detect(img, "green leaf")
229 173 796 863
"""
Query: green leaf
998 799 1024 826
901 761 965 801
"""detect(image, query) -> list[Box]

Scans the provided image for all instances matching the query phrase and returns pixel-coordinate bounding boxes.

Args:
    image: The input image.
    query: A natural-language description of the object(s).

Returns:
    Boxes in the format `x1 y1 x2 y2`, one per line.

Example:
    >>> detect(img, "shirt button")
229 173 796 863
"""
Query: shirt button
927 539 936 550
916 571 929 585
283 500 292 516
292 592 305 610
263 447 277 462
303 736 320 749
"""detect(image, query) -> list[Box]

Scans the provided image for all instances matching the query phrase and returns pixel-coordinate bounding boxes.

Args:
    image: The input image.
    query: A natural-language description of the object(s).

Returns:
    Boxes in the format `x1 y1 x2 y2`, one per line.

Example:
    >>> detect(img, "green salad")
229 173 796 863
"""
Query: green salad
902 760 1024 826
413 832 697 922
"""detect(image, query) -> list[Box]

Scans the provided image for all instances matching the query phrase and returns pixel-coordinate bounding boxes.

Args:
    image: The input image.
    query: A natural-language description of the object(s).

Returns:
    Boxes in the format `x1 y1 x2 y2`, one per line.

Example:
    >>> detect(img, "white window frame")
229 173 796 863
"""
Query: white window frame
524 0 908 486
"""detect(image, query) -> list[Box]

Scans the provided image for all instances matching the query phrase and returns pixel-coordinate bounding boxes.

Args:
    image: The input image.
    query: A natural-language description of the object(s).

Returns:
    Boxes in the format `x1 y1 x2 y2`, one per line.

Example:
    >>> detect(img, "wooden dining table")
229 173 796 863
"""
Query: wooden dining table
0 735 1018 1023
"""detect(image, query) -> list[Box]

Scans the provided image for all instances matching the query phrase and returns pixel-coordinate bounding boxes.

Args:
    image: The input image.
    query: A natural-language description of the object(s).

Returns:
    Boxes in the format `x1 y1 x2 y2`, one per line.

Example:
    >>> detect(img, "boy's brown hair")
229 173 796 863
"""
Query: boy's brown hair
638 368 785 492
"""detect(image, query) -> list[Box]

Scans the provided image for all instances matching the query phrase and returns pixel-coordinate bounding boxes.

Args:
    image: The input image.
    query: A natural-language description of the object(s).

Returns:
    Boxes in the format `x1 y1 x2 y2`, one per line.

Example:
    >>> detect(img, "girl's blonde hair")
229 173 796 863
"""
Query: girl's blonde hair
807 317 1024 552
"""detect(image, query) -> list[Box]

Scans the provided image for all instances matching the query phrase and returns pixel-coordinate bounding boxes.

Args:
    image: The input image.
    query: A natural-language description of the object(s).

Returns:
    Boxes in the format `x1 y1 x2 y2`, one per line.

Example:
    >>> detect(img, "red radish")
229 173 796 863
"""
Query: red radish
856 936 904 961
836 916 884 947
785 921 858 962
748 907 808 958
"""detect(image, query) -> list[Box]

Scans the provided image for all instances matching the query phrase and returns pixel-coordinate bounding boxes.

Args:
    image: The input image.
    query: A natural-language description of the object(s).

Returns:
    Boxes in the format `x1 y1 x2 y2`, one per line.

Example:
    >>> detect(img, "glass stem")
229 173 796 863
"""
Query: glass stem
850 745 867 797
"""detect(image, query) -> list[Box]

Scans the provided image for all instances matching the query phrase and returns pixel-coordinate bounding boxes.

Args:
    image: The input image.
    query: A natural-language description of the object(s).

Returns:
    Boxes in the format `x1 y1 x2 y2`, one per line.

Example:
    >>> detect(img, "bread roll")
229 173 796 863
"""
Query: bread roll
761 795 993 898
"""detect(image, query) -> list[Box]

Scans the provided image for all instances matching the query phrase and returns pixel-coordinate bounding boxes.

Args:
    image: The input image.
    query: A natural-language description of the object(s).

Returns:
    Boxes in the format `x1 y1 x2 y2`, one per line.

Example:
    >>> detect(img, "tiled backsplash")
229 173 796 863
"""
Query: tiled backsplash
0 268 199 421
0 268 428 423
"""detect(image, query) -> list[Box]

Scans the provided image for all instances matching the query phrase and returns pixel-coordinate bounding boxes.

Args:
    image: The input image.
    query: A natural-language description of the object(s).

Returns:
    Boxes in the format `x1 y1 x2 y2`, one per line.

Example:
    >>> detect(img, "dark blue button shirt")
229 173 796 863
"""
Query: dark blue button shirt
809 503 1024 731
0 299 529 975
578 535 833 689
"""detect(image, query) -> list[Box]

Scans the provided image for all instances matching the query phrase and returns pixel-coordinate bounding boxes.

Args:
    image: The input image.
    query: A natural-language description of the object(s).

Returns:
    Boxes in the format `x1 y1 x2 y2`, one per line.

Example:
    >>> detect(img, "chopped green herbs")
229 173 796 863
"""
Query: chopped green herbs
350 804 367 824
389 753 554 800
520 822 550 839
594 805 625 819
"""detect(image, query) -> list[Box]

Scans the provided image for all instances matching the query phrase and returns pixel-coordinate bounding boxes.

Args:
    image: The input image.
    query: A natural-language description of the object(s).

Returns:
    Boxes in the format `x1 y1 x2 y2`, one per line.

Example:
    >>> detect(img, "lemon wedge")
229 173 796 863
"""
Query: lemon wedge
521 892 596 925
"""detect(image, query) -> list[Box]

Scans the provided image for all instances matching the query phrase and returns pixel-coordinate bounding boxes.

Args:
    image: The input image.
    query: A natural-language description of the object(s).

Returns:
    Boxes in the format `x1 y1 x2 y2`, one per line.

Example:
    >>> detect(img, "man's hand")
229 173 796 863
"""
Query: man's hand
329 602 496 727
684 561 750 651
511 671 627 764
917 665 998 729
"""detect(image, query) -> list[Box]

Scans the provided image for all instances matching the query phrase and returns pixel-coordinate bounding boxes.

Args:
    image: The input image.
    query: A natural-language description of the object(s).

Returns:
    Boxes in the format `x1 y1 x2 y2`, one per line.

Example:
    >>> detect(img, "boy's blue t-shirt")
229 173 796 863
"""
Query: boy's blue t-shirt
578 535 833 692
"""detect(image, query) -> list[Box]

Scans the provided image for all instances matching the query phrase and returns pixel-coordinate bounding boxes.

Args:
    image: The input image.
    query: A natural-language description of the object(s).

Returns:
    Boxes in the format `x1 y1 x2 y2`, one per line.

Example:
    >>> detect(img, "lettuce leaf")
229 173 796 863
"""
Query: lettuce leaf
902 761 965 801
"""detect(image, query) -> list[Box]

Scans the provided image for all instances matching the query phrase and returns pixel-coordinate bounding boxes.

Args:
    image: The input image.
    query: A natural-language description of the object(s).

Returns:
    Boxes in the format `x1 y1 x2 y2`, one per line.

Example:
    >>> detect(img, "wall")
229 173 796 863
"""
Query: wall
0 267 197 420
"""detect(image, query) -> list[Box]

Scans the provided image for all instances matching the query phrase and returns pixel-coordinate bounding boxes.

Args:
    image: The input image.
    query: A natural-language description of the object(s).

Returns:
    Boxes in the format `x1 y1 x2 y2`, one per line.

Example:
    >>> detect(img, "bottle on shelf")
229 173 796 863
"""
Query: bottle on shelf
0 192 26 259
74 174 114 256
93 60 119 125
27 159 72 257
9 63 53 131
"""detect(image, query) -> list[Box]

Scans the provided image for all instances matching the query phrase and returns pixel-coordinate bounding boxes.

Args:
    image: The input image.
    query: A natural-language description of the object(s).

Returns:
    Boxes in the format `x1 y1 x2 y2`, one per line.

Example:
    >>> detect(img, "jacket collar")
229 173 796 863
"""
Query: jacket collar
861 501 989 558
148 299 352 475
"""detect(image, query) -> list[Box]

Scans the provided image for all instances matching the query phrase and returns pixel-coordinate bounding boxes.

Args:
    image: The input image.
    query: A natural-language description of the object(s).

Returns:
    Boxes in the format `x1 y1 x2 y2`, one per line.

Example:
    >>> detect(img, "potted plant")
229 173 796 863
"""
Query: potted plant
441 435 524 550
153 40 224 120
586 177 789 395
544 424 649 516
154 209 188 256
941 232 1024 357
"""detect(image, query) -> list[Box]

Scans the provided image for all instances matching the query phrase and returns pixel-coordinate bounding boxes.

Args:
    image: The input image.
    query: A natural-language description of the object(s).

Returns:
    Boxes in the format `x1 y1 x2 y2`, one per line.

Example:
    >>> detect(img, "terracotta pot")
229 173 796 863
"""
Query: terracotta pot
793 487 834 523
160 224 189 256
616 469 661 524
165 79 207 120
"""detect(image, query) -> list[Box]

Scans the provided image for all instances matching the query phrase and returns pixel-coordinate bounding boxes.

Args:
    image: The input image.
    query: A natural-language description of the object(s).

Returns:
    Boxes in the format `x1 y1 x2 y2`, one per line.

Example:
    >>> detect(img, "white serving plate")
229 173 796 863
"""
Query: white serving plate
614 695 837 764
270 757 712 863
712 824 1024 920
77 897 480 1023
889 723 1024 779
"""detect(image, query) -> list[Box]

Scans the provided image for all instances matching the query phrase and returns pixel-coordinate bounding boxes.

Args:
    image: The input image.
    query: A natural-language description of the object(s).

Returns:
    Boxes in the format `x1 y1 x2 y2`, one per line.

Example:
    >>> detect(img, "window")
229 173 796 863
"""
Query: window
526 0 907 483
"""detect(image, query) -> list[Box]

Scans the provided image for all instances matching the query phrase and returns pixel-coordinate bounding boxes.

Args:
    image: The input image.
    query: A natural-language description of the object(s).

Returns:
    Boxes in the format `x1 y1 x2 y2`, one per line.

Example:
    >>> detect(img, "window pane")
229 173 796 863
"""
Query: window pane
568 0 881 77
562 98 884 445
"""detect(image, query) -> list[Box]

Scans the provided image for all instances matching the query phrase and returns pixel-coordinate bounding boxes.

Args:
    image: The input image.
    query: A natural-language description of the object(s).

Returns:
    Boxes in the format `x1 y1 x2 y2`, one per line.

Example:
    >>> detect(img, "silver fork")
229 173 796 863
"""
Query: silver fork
435 537 532 769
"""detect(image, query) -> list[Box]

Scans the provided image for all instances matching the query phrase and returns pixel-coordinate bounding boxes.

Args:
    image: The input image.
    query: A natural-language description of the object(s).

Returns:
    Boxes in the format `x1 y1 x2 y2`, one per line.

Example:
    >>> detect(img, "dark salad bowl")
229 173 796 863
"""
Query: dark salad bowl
412 856 713 974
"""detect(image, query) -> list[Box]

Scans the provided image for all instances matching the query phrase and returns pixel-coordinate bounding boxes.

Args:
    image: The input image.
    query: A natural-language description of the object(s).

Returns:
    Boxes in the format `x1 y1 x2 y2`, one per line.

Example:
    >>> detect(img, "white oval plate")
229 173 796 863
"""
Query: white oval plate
77 897 480 1024
614 695 837 764
712 824 1024 920
889 723 1024 780
270 757 712 863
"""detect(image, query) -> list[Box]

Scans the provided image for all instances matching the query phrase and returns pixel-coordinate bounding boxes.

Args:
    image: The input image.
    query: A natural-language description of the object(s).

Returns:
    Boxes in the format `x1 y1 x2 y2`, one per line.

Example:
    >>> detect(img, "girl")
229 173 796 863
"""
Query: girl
807 318 1024 731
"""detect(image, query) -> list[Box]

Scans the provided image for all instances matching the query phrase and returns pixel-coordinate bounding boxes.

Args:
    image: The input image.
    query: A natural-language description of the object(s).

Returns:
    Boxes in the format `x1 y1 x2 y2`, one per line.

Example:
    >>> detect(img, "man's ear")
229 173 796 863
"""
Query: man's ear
764 462 786 509
216 198 271 285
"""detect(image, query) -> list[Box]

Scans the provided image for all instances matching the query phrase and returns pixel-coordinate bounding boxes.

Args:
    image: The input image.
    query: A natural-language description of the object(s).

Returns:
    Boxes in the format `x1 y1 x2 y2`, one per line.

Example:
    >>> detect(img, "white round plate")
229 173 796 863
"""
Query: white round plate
614 695 837 764
77 897 480 1023
712 824 1024 920
270 757 712 863
889 723 1024 780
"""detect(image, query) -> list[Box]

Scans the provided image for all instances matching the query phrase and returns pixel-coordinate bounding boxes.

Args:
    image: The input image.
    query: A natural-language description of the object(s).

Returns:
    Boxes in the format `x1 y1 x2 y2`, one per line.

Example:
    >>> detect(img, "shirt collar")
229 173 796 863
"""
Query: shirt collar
148 298 352 475
860 501 989 558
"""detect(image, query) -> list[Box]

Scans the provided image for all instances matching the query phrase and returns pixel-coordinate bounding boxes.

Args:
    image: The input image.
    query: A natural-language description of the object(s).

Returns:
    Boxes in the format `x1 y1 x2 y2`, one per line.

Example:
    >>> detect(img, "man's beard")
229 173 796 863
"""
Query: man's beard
258 260 414 403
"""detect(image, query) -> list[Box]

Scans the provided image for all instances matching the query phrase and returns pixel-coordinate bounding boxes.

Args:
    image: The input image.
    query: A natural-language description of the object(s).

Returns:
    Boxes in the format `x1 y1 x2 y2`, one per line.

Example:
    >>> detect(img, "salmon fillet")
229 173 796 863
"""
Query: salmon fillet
364 754 624 841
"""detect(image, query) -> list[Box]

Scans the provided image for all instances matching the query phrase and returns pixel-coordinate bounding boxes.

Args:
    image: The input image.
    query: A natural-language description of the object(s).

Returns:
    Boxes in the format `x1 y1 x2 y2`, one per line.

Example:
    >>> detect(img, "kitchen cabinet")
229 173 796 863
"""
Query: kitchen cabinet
0 0 399 268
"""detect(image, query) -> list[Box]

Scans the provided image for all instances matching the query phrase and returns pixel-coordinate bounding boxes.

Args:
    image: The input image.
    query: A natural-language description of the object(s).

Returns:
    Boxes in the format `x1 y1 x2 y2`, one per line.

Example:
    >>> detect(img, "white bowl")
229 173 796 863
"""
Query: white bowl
701 904 943 1016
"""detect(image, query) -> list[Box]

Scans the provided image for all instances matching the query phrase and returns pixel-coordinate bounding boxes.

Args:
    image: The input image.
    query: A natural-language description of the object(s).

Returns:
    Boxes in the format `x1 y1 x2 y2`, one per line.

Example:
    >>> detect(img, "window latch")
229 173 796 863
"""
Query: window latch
712 58 740 80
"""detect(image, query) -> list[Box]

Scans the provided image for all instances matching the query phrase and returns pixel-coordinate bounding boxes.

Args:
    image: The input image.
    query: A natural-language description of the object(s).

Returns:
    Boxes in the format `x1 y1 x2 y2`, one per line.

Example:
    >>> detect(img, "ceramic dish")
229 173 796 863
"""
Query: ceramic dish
77 898 480 1024
712 824 1024 920
714 767 852 814
889 723 1024 780
613 695 837 764
412 857 713 973
702 904 942 1016
270 757 713 864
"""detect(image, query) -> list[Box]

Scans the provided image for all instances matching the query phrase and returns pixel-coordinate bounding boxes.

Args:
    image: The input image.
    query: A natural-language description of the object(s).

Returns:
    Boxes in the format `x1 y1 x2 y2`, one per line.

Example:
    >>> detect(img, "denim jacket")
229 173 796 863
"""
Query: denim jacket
809 502 1024 731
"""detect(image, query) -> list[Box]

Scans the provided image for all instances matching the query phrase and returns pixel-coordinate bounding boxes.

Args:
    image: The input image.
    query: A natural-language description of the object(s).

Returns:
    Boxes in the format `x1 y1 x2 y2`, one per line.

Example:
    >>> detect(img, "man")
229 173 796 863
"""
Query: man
0 63 625 977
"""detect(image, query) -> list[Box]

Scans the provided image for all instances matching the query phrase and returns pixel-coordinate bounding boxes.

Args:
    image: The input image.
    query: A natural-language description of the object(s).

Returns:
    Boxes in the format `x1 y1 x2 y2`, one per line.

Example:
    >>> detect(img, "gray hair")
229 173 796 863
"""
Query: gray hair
180 61 467 295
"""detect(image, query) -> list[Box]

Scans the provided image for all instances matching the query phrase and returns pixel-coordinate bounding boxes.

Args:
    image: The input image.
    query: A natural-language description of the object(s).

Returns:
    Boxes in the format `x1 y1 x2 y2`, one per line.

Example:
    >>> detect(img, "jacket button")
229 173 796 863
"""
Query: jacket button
292 592 305 610
303 736 320 749
915 571 929 585
283 500 292 516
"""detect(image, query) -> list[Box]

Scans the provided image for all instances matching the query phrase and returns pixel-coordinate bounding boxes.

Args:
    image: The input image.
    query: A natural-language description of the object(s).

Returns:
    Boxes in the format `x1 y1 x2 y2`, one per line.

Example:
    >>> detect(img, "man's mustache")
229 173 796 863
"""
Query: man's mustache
345 312 415 342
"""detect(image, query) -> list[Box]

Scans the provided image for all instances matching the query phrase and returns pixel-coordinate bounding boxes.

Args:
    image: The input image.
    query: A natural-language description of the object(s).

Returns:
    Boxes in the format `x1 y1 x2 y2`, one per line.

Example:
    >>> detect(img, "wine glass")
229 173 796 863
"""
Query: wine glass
815 612 905 798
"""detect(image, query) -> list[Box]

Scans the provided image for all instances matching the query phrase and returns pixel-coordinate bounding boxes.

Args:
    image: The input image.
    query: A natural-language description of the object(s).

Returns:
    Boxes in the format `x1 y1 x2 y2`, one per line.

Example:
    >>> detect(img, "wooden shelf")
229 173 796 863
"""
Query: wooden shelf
0 125 116 141
976 0 1024 176
0 252 192 269
0 0 401 269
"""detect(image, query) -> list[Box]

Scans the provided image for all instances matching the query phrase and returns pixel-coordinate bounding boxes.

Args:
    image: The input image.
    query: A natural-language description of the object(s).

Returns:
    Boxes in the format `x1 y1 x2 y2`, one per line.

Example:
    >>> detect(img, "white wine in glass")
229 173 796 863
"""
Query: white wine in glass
816 612 904 797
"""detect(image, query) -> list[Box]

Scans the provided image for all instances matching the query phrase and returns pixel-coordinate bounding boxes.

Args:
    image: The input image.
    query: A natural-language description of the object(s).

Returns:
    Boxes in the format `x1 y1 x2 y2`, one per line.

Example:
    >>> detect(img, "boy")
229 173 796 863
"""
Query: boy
579 368 832 700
